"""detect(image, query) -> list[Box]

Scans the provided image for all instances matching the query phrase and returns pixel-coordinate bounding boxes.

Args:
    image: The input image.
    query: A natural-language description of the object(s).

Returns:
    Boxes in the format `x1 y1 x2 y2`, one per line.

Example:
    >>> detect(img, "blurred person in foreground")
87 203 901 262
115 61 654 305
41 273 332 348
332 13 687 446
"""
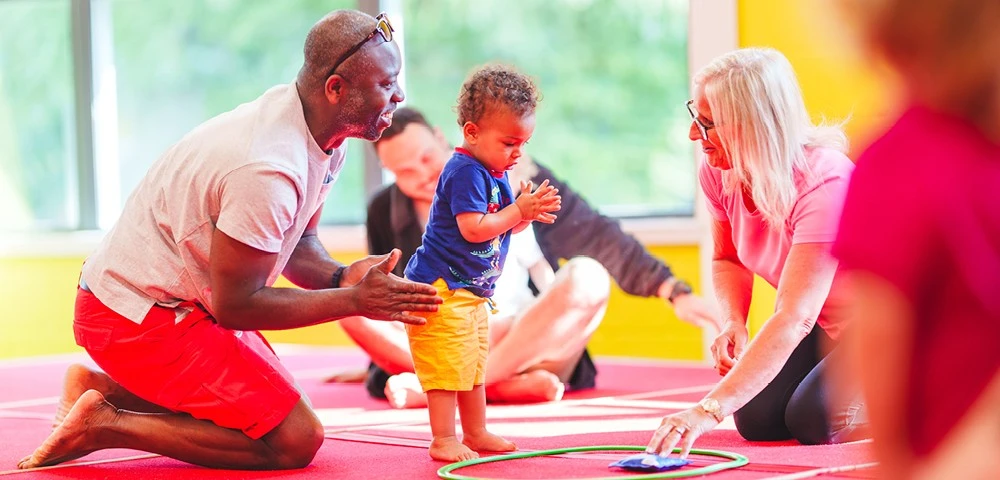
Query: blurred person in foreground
833 0 1000 478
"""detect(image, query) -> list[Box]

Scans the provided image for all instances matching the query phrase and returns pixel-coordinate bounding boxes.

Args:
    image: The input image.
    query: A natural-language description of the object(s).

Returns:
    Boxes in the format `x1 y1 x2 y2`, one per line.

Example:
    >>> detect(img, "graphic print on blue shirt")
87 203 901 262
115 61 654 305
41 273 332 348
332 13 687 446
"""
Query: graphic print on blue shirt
404 151 514 297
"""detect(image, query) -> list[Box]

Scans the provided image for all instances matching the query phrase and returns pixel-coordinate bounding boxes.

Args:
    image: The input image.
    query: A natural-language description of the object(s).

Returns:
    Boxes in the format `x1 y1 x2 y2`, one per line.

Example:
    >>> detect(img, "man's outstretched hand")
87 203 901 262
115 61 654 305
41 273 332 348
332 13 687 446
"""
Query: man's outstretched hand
348 249 441 325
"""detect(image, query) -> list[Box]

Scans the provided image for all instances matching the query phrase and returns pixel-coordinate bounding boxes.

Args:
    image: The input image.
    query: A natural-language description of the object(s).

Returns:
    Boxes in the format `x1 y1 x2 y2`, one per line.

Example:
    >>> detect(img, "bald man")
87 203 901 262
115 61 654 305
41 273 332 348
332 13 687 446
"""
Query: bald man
17 10 440 471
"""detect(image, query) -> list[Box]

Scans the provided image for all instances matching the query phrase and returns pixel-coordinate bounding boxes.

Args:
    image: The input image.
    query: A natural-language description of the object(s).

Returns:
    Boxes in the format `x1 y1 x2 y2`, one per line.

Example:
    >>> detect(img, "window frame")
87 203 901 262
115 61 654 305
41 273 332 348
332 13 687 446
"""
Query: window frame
0 0 737 258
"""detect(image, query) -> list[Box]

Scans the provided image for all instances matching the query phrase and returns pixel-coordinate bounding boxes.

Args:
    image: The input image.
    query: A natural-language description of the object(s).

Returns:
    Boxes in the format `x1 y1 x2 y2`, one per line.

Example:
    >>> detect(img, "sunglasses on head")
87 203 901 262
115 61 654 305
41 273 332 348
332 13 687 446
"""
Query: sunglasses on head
326 12 394 79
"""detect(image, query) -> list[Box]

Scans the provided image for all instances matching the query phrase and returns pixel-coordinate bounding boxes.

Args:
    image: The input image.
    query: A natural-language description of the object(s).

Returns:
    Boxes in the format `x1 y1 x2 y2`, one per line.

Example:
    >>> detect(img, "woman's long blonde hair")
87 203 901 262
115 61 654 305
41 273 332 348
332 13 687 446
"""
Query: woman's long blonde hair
695 47 847 230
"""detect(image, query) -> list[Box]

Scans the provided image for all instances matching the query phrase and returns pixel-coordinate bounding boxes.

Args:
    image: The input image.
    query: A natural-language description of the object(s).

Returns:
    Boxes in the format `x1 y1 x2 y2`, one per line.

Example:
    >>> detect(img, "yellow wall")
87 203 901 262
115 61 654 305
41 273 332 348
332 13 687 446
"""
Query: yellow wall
0 257 84 357
0 246 708 361
738 0 898 158
0 0 898 361
737 0 896 335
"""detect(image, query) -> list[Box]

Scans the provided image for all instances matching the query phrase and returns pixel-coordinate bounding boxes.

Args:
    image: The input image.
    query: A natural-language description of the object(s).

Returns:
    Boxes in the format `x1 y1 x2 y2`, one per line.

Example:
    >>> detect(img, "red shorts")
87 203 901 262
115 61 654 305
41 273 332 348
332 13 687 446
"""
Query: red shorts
73 287 300 439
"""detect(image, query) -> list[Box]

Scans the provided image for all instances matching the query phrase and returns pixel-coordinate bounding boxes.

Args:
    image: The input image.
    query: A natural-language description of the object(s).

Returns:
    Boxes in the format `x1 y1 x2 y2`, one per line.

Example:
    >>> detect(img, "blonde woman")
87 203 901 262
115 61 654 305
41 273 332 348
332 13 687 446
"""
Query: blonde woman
834 1 1000 478
647 47 868 457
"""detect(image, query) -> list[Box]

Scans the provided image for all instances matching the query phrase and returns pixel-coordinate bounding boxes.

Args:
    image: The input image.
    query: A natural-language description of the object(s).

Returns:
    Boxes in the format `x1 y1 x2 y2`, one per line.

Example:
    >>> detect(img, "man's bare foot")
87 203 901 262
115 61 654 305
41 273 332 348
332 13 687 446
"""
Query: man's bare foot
462 430 517 453
322 367 369 384
429 435 478 462
54 364 110 429
20 389 117 469
385 373 428 409
485 370 565 404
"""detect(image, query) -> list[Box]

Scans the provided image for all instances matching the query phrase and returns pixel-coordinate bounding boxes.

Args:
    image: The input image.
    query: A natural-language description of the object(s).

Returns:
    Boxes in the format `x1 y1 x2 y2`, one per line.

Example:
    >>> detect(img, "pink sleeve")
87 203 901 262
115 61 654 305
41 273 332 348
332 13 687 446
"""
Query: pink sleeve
833 146 932 300
790 173 851 245
216 163 299 253
697 160 728 221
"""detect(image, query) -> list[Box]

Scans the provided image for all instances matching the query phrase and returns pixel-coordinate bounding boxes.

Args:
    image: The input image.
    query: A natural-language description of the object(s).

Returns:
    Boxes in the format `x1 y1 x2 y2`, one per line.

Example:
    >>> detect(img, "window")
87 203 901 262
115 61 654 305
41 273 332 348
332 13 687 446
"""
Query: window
399 0 695 217
110 0 362 225
0 0 75 232
1 0 706 240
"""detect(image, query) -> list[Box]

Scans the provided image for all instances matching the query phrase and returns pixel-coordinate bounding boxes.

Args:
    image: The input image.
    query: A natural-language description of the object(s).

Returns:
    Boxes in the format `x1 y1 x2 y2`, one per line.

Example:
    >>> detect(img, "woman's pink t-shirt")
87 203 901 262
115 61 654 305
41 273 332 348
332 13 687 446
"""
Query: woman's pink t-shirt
833 106 1000 457
699 147 855 339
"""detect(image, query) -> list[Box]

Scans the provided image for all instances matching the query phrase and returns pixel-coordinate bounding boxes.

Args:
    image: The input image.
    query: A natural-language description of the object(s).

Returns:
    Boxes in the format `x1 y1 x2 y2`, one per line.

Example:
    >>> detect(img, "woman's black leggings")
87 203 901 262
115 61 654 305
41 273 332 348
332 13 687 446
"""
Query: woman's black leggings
733 326 868 445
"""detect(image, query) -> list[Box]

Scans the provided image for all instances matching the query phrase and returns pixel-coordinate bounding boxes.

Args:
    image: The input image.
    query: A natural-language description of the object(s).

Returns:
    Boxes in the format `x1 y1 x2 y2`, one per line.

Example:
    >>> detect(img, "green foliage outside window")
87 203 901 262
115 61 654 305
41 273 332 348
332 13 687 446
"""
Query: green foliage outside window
0 0 73 231
0 0 695 233
109 0 360 224
402 0 694 215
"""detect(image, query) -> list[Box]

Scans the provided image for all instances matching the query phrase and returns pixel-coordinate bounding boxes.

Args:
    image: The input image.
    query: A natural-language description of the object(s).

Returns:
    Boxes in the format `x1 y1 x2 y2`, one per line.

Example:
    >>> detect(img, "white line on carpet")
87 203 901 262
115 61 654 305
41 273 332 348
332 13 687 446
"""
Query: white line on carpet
0 454 160 476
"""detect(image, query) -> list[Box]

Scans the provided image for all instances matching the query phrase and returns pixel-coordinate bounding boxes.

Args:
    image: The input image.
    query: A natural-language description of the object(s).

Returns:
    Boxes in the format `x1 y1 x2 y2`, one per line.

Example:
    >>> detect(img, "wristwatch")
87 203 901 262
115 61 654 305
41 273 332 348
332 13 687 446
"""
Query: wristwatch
698 397 724 422
667 279 693 304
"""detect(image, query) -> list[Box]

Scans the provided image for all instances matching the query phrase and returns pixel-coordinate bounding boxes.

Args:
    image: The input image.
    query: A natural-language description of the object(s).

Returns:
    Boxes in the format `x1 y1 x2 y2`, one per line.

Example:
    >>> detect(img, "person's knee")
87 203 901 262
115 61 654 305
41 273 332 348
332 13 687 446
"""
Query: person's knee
274 421 325 469
265 403 326 469
733 403 791 441
560 257 610 309
785 397 831 445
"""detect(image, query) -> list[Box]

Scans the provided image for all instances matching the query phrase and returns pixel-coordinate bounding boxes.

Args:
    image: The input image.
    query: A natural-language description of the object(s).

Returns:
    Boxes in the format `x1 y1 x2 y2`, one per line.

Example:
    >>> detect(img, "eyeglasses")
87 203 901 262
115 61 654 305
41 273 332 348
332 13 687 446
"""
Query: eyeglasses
326 13 395 79
686 99 715 140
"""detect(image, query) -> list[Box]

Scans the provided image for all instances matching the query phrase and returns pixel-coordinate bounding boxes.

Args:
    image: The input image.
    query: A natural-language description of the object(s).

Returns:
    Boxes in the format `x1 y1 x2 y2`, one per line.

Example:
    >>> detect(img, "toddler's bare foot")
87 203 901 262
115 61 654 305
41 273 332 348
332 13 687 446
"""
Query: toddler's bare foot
20 390 117 469
385 373 428 409
429 435 478 462
463 430 517 453
54 364 110 429
486 370 565 404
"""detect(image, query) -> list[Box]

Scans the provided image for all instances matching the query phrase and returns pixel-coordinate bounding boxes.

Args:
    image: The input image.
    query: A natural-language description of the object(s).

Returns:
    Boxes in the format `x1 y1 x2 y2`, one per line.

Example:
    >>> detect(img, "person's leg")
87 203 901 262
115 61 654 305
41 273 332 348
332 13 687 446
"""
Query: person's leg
457 385 516 452
54 363 172 428
483 370 566 404
785 336 870 445
338 315 413 375
384 372 427 408
21 392 324 470
426 389 477 462
483 257 609 402
20 290 324 470
459 315 515 453
733 326 822 441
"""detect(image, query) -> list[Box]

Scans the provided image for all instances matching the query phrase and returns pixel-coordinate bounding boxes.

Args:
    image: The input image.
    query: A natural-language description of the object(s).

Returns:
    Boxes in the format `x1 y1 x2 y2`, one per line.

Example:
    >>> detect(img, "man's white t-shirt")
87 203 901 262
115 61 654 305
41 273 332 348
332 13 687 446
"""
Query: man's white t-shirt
81 83 346 323
492 227 546 315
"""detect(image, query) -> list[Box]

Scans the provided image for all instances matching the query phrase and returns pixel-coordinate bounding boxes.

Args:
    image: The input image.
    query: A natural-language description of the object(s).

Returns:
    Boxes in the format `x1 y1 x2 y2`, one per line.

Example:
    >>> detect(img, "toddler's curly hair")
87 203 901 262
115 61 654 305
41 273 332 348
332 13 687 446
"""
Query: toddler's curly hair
456 63 540 126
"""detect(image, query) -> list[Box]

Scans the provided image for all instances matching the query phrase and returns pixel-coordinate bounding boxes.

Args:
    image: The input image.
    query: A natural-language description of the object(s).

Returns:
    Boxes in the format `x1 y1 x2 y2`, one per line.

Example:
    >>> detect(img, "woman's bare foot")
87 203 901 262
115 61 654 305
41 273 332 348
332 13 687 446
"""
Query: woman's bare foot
462 430 517 453
20 389 117 469
385 373 428 409
429 435 478 462
54 364 110 429
485 370 565 404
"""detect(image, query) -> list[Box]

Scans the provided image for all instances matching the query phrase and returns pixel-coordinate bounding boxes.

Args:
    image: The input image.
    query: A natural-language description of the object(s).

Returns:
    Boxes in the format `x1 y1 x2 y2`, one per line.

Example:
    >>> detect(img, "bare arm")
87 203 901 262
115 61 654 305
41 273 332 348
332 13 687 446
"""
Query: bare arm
711 218 753 327
512 220 533 234
845 271 916 479
282 205 343 289
455 179 560 244
209 227 440 331
455 205 524 244
706 242 840 417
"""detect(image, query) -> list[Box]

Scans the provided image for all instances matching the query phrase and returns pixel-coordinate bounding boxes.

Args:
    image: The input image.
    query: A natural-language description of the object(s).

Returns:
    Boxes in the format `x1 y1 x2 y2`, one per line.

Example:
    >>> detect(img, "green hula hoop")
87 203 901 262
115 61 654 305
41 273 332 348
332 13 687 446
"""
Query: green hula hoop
437 445 749 480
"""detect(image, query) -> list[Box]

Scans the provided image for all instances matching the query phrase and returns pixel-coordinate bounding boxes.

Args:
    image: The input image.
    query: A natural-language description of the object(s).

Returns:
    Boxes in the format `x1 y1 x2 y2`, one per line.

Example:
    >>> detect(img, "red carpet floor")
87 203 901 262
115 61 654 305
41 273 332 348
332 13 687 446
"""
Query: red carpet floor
0 347 875 479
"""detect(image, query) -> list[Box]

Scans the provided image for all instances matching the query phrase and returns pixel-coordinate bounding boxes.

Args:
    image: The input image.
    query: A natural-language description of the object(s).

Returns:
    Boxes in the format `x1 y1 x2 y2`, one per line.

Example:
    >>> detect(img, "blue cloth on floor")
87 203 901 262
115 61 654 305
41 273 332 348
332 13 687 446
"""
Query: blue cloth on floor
608 453 691 472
